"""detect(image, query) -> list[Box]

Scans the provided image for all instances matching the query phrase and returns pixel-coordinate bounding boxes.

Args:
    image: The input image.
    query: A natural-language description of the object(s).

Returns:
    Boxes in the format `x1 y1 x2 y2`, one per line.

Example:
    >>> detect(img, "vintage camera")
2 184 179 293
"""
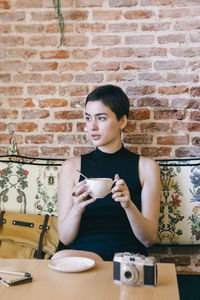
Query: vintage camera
113 252 157 286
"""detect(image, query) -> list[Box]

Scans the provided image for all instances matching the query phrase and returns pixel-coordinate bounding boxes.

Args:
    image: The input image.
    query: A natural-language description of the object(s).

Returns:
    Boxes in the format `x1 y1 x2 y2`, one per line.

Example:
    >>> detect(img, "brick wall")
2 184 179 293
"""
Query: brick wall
0 0 200 273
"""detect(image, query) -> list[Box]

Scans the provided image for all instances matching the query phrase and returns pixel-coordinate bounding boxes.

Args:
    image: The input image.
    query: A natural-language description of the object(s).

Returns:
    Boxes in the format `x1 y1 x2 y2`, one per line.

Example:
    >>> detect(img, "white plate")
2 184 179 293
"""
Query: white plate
48 257 95 273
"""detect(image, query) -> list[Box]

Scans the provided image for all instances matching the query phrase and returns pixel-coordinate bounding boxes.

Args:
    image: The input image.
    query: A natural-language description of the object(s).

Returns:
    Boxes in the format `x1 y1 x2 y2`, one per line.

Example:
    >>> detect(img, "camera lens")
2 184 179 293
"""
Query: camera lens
124 271 132 280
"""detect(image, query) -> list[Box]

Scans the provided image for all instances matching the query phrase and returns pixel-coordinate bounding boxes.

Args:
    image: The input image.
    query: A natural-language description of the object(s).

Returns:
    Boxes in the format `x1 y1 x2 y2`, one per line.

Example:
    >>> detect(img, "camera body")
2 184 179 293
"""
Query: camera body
113 252 157 286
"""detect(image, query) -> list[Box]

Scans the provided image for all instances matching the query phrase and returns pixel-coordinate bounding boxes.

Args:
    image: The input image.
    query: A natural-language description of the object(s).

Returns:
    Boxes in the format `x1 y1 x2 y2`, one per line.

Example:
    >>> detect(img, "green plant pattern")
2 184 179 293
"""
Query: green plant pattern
188 166 200 241
157 165 184 243
0 163 28 213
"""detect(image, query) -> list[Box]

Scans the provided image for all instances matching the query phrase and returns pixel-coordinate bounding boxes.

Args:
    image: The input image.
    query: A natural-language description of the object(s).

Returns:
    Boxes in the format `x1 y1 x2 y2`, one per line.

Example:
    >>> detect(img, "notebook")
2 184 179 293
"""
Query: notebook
0 272 33 286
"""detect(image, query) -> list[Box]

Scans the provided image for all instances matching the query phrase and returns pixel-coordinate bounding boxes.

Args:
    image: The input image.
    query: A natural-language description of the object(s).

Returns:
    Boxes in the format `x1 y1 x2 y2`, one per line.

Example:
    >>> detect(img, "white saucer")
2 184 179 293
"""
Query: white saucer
48 257 95 273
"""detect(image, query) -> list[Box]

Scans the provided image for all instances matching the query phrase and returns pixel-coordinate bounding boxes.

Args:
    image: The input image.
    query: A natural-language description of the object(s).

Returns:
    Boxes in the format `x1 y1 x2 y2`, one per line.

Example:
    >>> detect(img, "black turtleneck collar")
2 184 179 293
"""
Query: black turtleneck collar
93 144 126 159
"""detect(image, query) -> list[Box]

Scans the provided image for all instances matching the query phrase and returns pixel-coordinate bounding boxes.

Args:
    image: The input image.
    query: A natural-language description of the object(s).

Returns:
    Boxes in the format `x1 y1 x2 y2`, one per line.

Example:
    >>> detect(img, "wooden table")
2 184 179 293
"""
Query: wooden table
0 259 180 300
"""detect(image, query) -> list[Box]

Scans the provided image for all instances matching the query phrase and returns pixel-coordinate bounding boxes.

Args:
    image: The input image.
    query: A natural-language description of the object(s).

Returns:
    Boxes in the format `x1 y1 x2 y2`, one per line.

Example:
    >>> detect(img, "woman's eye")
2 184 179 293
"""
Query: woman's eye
98 117 105 121
85 116 90 121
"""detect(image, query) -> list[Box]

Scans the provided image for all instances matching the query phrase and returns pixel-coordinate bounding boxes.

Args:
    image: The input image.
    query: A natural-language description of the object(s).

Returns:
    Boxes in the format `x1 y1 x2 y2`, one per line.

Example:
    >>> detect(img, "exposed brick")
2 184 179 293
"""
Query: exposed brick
7 49 37 59
103 47 134 58
0 109 18 119
174 20 200 31
15 24 44 33
59 62 88 72
26 36 58 47
39 99 68 108
91 62 120 71
0 134 12 144
59 85 88 97
124 10 153 19
29 62 58 72
0 11 25 22
123 121 137 133
141 0 173 5
75 0 103 6
140 122 169 132
171 98 190 109
62 10 88 21
54 110 84 120
93 10 122 20
188 123 200 132
171 246 200 255
75 73 103 83
158 34 185 44
92 35 120 46
71 49 100 59
175 147 200 157
154 60 185 70
167 73 199 83
0 122 7 131
25 134 53 144
0 86 23 95
138 73 162 82
45 23 74 34
63 36 88 47
154 110 185 120
137 97 168 107
141 147 172 157
27 86 56 95
190 87 200 97
0 147 8 155
0 24 11 33
17 147 39 157
192 137 200 146
160 256 190 266
0 60 25 71
57 134 89 144
135 47 167 57
73 146 94 156
190 32 200 42
158 86 189 95
40 50 70 59
109 0 138 7
159 8 189 18
76 23 106 33
126 35 155 44
141 22 170 31
108 23 138 32
175 0 200 6
43 123 72 132
8 98 35 108
15 0 42 8
106 72 136 82
190 111 200 121
21 110 50 119
43 74 73 83
190 61 200 70
13 73 42 83
122 61 152 70
0 0 11 9
157 135 189 145
31 12 56 22
171 122 188 133
170 47 200 57
0 74 11 82
14 122 38 132
123 134 152 144
127 86 155 96
129 108 150 120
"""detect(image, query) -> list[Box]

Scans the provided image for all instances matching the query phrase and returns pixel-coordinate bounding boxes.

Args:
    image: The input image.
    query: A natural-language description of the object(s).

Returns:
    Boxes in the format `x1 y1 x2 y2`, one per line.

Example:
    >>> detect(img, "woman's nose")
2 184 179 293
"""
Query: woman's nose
90 119 98 130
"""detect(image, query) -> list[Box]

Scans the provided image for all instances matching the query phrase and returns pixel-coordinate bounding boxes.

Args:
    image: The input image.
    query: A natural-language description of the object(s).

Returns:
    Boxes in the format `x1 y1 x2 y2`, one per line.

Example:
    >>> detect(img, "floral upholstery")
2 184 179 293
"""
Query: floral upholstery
0 141 199 245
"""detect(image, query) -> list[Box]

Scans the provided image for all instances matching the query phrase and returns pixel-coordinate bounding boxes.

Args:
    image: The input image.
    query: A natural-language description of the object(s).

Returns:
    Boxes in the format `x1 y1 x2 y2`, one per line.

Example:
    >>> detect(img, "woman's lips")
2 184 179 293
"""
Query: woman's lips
91 134 101 140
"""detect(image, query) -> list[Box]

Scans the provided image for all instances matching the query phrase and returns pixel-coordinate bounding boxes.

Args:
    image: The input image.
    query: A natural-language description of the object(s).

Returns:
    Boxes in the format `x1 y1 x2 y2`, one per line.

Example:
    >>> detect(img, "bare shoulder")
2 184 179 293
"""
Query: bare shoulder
139 156 160 184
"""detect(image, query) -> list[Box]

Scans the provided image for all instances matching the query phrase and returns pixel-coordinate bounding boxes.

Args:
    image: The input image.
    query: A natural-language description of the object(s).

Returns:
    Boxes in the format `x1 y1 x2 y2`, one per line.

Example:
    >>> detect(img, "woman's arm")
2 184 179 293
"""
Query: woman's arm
112 157 161 247
58 157 96 245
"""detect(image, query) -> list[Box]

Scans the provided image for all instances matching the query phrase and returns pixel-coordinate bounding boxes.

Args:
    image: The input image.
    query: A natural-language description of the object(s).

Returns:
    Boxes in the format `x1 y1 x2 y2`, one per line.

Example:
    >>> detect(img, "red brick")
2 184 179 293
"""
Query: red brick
41 146 70 157
93 10 122 20
17 147 39 157
43 123 72 132
8 98 35 108
29 62 58 72
175 0 200 6
15 24 44 33
155 60 185 70
158 86 189 95
109 0 138 6
174 20 200 31
0 74 11 82
0 0 11 9
124 10 153 19
126 35 155 44
92 35 120 46
91 62 120 71
25 134 53 144
126 146 139 154
140 122 169 132
103 47 133 57
159 8 189 18
175 147 200 158
0 134 12 144
0 122 7 131
15 0 42 8
137 97 168 107
58 134 89 144
170 47 200 57
22 110 50 119
190 87 200 97
158 34 185 44
171 98 190 109
192 137 200 146
31 12 57 22
55 110 84 120
0 147 8 155
0 109 18 119
39 98 68 108
135 47 167 57
190 32 200 42
157 135 189 145
167 73 199 83
0 60 25 71
141 147 171 157
190 111 200 121
75 0 103 7
0 86 23 95
43 74 73 83
75 73 103 83
106 72 136 82
45 23 74 33
127 86 155 96
154 110 185 120
171 121 188 133
76 122 86 132
14 122 38 132
141 0 173 4
7 49 37 59
0 11 25 22
123 134 152 144
72 49 100 59
138 73 162 82
63 36 88 46
59 62 88 71
188 123 200 132
129 108 150 120
123 121 137 133
76 23 106 33
190 61 200 70
141 22 170 31
0 24 11 33
122 61 152 70
26 36 58 47
59 85 88 97
27 86 56 95
40 50 70 59
108 23 138 32
63 10 88 20
13 73 42 83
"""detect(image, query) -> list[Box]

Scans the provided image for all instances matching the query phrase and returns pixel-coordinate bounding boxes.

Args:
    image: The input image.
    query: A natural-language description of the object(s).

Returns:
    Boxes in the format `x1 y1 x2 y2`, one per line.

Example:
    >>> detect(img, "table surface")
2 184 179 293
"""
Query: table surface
0 259 180 300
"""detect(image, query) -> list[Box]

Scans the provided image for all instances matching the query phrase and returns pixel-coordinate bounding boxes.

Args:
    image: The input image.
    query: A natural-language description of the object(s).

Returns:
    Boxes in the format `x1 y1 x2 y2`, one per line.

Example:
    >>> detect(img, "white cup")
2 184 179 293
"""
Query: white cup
86 178 115 198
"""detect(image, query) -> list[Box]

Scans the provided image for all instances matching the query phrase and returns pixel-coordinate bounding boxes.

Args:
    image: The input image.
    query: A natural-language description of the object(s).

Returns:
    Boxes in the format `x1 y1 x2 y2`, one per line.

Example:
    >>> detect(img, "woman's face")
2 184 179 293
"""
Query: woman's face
85 100 127 152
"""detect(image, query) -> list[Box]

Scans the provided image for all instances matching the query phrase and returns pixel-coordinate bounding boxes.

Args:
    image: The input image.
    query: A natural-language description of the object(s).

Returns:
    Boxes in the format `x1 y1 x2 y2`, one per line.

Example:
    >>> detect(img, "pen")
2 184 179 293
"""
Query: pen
0 270 31 277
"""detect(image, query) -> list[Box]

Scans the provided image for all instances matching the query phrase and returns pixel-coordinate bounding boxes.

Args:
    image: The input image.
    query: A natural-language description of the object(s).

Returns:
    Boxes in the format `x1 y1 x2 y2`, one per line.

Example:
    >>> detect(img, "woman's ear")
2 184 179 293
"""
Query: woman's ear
119 115 128 130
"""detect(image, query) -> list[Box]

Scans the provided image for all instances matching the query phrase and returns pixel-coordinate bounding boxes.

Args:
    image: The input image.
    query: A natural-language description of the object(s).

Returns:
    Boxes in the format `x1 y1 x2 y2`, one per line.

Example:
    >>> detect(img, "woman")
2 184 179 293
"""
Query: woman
52 85 161 261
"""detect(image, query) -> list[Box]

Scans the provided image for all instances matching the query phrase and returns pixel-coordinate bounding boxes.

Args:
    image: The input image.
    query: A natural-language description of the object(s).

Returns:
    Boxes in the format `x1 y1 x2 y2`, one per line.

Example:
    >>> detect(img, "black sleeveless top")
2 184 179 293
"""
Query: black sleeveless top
59 146 147 260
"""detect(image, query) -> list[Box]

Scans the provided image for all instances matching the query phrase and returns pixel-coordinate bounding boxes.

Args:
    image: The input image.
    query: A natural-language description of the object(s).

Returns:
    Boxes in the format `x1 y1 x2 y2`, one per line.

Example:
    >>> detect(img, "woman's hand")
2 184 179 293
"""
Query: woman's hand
72 180 96 213
112 174 131 209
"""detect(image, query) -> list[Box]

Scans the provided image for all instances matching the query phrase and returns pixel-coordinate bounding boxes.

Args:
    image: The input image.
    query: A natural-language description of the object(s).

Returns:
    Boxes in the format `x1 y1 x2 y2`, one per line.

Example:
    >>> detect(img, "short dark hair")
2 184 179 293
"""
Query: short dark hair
85 85 129 120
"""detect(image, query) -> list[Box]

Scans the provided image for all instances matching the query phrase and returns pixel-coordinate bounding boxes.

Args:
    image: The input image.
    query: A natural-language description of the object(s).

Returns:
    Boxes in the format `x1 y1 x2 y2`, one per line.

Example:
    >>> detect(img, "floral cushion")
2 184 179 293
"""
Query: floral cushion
0 155 63 216
0 151 200 245
156 158 200 245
